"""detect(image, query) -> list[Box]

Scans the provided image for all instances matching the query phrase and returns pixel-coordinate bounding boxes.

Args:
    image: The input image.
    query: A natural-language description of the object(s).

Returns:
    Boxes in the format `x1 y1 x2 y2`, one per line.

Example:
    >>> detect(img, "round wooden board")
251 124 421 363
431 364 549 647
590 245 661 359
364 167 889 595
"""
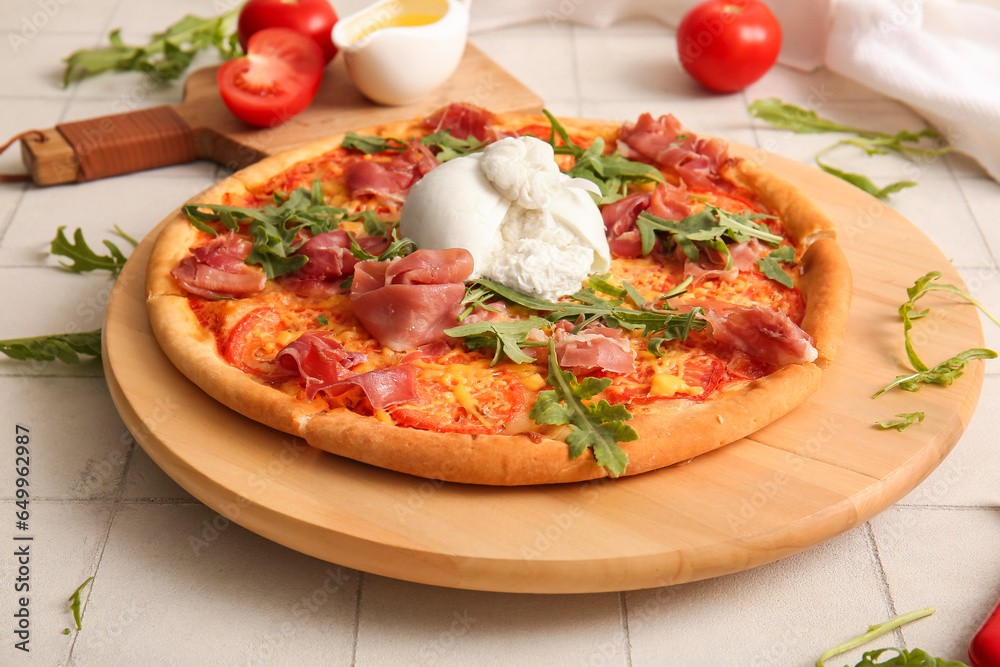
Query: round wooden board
103 143 986 594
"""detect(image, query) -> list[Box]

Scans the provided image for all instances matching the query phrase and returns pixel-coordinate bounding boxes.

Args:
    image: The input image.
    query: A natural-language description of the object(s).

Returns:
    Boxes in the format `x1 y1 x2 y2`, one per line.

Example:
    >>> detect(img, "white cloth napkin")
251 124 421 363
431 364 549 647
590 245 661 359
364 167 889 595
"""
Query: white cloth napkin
824 0 1000 182
469 0 1000 182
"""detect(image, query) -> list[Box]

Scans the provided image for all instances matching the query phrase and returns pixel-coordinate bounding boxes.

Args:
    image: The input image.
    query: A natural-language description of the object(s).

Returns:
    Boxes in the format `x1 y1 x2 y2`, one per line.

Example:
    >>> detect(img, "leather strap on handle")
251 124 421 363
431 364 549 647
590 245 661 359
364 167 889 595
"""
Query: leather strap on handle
54 106 198 182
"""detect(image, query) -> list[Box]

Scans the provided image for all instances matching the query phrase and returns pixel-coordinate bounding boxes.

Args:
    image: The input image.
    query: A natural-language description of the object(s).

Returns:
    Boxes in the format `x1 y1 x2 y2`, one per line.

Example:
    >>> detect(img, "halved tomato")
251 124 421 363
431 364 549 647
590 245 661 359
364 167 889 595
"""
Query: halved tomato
217 27 324 128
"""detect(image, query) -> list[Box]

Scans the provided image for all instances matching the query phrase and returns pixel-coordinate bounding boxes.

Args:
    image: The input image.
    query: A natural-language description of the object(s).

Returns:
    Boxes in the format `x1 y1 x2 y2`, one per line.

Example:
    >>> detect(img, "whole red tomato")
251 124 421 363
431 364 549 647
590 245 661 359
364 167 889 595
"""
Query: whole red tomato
676 0 782 93
218 27 325 127
238 0 339 64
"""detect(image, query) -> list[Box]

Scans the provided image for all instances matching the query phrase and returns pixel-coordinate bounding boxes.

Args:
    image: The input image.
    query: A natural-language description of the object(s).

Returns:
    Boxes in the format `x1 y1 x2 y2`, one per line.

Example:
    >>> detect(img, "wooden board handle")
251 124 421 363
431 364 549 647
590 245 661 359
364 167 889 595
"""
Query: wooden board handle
20 106 198 186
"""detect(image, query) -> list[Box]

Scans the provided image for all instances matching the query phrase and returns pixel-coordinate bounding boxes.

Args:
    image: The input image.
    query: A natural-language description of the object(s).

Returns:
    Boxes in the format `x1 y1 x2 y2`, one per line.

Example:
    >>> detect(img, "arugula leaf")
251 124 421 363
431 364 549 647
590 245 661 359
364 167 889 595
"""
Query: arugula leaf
51 227 130 277
636 205 782 266
183 180 391 279
815 607 967 667
529 338 636 476
63 10 240 86
874 271 999 397
340 129 485 162
68 576 95 630
543 110 663 204
444 317 550 366
0 330 102 363
341 132 407 154
873 348 997 397
467 279 707 341
420 130 487 161
757 247 795 288
849 648 967 667
876 412 925 431
816 145 917 199
346 230 415 264
748 98 951 199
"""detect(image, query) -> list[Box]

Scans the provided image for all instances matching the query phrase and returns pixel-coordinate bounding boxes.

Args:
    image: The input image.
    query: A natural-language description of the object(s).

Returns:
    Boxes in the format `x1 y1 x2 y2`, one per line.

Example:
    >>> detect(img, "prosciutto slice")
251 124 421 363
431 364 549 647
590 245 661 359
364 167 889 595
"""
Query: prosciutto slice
420 102 495 141
699 302 818 366
684 239 765 284
275 333 366 399
345 140 439 206
601 181 690 259
322 365 418 410
554 322 636 376
602 191 651 259
171 231 265 299
277 231 390 298
350 248 475 351
275 333 417 408
617 113 731 191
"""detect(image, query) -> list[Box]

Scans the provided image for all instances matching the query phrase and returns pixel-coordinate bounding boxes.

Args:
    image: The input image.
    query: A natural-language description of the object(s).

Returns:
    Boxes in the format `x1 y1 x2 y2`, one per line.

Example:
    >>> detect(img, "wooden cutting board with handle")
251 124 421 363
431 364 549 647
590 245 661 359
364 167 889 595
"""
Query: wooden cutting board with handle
18 43 542 186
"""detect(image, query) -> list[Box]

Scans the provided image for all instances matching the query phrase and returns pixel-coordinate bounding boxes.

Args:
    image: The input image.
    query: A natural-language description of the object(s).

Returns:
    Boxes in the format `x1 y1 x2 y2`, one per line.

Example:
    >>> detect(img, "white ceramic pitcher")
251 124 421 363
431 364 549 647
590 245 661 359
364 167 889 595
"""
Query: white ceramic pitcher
332 0 470 106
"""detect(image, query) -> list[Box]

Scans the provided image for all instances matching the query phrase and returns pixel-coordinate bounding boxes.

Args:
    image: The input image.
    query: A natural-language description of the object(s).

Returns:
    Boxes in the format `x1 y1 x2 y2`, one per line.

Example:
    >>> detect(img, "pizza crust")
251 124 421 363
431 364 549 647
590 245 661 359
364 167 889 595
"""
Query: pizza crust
145 112 852 486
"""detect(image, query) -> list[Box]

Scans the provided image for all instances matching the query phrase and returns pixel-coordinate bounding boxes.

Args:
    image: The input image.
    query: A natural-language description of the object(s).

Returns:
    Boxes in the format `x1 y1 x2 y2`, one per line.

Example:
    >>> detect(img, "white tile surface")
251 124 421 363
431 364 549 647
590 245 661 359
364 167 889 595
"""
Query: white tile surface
0 377 131 499
355 576 627 666
627 527 889 667
871 508 1000 662
0 501 114 666
70 503 361 666
1 3 999 664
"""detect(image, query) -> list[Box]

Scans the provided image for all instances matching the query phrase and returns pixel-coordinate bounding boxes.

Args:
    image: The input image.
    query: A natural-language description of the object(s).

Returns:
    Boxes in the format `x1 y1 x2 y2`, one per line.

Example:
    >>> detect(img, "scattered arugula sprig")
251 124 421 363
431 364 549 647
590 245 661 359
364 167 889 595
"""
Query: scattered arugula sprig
0 331 102 364
51 225 136 277
815 607 967 667
341 129 487 162
873 271 999 398
876 412 925 431
183 179 402 279
63 9 240 87
67 576 95 631
748 98 951 199
529 338 637 477
543 110 664 205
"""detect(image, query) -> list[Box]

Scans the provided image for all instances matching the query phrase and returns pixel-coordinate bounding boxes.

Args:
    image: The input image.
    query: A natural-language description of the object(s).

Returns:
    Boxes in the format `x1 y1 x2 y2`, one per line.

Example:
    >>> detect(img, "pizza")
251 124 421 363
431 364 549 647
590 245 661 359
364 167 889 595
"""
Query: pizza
145 103 851 485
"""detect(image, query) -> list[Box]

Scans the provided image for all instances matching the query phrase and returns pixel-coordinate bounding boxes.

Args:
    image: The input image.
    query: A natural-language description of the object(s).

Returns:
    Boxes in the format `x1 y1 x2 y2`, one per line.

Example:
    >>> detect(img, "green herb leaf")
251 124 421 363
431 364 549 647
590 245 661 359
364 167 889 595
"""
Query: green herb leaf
445 317 551 366
749 98 951 198
849 648 968 667
748 98 882 137
816 145 917 200
183 180 382 279
51 227 130 277
466 279 707 341
0 330 102 364
873 348 997 397
340 132 407 154
543 110 663 204
815 607 965 667
874 271 999 397
876 412 925 431
637 205 782 263
68 576 95 630
529 339 636 476
757 248 795 288
420 130 487 161
63 10 240 86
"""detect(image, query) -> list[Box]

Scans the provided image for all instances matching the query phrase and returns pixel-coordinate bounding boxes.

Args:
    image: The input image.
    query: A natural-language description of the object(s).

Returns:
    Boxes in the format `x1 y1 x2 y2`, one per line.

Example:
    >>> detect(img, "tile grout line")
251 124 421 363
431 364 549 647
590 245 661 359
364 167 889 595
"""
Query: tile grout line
619 591 634 667
63 499 123 666
863 521 908 651
349 571 365 667
64 372 134 666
